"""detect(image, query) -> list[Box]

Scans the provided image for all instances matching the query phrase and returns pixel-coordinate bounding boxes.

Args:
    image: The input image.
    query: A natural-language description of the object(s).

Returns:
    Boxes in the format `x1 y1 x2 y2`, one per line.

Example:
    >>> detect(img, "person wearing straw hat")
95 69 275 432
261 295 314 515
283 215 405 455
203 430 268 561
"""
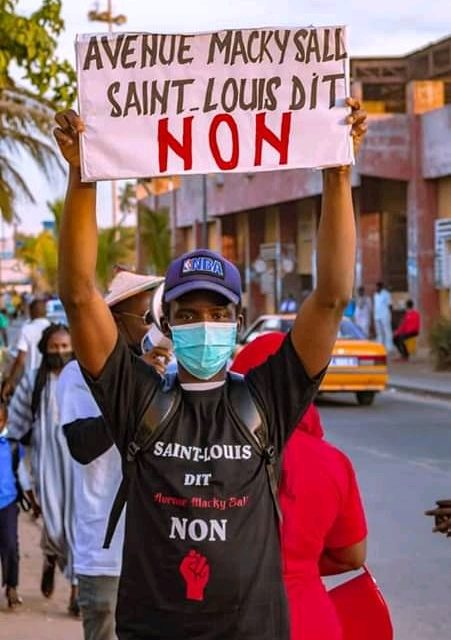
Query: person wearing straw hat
54 99 367 640
57 269 166 640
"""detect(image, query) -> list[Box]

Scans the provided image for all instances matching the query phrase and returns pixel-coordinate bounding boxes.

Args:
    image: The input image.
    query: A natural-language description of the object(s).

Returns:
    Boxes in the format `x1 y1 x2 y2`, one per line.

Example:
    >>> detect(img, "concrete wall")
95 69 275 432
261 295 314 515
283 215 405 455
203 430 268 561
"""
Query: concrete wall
358 114 412 181
437 176 451 317
422 105 451 179
437 176 451 219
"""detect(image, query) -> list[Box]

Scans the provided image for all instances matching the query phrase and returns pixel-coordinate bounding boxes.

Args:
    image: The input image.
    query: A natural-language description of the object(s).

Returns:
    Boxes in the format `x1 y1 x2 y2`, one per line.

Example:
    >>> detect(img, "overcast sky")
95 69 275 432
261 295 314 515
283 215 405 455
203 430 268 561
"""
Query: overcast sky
10 0 451 235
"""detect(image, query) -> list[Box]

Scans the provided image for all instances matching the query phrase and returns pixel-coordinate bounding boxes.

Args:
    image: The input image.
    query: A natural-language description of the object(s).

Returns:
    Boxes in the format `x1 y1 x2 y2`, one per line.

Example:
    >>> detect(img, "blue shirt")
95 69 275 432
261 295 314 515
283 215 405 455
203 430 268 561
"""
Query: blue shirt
0 435 19 510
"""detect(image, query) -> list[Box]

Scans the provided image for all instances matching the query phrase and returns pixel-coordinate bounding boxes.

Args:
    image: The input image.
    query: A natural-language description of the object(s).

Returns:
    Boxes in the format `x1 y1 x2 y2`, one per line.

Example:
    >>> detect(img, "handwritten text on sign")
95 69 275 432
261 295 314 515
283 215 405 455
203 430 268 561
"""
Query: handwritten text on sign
76 27 352 181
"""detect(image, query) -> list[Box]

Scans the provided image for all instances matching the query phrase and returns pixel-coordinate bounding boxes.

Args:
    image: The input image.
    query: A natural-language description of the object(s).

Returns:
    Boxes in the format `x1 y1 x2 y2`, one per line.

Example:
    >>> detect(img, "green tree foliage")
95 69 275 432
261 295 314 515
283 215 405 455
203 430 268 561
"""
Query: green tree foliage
119 181 172 275
139 205 171 275
118 181 137 220
46 196 64 236
16 229 58 291
0 0 76 105
0 0 76 222
96 226 136 291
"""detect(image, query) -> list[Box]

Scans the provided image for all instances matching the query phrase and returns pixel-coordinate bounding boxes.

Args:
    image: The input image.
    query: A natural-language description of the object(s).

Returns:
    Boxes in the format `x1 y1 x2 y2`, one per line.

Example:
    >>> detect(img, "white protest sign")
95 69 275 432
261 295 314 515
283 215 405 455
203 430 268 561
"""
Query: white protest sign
76 26 353 181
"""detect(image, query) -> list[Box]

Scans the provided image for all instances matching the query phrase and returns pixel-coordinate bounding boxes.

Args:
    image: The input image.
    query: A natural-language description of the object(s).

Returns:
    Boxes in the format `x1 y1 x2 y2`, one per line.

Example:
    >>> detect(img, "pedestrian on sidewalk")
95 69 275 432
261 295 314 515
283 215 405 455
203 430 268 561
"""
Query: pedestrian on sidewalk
0 402 38 609
393 300 421 361
0 307 9 347
280 294 297 313
1 298 50 402
6 324 79 616
57 270 166 640
374 282 393 352
354 286 372 338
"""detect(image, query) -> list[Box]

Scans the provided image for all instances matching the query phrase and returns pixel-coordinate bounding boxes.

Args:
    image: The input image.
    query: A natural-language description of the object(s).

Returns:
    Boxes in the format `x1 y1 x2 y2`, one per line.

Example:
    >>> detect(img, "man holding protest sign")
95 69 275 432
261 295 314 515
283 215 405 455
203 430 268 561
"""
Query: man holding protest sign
54 25 366 640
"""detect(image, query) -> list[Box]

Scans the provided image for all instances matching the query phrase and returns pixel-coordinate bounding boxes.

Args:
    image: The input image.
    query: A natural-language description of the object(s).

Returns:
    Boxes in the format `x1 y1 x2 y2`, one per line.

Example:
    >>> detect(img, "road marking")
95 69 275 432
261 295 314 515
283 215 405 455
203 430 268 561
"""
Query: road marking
343 444 451 475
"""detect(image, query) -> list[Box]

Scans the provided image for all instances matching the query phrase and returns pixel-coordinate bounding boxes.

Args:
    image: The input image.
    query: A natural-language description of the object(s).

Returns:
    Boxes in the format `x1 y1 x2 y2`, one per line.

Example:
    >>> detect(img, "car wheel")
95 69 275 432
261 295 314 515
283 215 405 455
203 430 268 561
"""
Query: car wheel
356 391 376 406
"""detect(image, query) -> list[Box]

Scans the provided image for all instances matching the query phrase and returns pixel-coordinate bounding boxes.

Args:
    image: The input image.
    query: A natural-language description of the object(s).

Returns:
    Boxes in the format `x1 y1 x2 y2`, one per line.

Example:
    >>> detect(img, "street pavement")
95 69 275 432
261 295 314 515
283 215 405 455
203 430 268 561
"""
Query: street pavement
319 390 451 640
0 514 81 639
1 390 450 639
389 353 451 400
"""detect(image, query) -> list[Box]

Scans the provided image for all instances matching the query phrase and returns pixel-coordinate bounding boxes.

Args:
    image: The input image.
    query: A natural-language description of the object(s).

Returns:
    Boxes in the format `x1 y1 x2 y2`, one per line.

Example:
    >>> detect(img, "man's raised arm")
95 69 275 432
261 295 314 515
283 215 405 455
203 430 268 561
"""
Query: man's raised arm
291 98 367 378
55 110 118 377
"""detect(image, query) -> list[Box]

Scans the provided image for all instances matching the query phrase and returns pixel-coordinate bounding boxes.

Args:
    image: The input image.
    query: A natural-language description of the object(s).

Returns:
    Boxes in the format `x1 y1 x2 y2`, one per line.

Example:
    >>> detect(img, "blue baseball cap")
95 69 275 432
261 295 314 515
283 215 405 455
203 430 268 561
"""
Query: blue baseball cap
163 249 242 305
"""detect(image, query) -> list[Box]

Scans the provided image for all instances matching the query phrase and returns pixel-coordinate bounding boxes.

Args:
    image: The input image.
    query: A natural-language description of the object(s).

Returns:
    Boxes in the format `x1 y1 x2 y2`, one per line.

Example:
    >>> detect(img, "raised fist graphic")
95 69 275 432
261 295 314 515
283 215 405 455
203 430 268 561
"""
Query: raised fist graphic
179 550 210 601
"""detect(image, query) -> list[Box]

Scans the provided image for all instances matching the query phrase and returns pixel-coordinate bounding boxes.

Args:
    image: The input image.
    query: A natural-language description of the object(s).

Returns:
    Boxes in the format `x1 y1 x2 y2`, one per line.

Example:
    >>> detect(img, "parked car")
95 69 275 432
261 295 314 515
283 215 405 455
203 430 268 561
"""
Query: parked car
239 314 388 405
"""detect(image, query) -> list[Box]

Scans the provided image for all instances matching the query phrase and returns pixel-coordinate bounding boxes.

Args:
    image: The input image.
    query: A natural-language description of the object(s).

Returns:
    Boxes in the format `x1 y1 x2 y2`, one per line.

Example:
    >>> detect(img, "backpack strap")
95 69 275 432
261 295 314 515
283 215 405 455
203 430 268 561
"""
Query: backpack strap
227 373 282 522
103 376 181 549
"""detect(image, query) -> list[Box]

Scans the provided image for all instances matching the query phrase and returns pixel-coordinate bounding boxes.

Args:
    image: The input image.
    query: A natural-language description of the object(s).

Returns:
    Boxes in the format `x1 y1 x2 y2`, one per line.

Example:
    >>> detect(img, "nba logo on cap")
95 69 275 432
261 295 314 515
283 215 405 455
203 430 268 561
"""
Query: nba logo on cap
182 256 225 279
164 250 242 305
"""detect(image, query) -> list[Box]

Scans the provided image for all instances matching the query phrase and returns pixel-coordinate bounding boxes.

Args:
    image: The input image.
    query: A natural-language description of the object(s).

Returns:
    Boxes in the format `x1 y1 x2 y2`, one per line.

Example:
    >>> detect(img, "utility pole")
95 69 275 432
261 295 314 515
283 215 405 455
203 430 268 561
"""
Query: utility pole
87 1 127 228
201 174 208 249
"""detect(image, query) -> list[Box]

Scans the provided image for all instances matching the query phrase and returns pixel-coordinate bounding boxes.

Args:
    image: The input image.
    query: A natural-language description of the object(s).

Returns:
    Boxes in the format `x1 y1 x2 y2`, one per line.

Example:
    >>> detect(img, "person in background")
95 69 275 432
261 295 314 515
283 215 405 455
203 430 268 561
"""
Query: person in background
373 282 393 351
6 324 79 615
393 300 421 361
343 297 356 320
425 500 451 537
1 298 50 401
0 402 38 609
280 293 297 313
231 332 368 640
281 420 367 640
0 306 9 347
354 286 372 338
58 270 166 640
10 290 22 318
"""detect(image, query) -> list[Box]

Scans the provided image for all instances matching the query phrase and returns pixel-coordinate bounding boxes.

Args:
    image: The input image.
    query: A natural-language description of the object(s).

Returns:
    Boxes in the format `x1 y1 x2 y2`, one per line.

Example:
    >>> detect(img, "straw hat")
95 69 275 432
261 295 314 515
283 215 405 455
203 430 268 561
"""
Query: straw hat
151 282 165 328
104 271 164 308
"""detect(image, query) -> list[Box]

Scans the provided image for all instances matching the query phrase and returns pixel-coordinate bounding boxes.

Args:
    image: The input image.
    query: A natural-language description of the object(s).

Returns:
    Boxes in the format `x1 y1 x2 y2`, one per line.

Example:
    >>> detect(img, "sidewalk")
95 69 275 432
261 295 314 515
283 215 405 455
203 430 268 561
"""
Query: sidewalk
0 513 81 640
388 349 451 400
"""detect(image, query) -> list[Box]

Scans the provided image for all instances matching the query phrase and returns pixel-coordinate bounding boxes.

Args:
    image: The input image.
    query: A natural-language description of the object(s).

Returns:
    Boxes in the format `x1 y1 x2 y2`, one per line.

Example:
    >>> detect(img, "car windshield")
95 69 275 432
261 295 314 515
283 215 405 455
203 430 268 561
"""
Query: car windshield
244 316 365 342
338 319 365 339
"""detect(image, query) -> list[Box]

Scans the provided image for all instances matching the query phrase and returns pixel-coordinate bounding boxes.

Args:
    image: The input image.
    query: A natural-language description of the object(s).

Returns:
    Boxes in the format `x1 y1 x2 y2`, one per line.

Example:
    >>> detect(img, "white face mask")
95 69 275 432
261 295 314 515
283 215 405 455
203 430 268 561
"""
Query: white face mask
141 324 173 354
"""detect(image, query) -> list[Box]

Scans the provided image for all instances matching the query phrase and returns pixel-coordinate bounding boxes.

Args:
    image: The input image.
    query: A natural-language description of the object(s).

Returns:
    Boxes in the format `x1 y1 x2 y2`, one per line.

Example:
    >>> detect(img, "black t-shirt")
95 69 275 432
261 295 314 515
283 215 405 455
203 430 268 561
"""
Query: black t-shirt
83 333 321 640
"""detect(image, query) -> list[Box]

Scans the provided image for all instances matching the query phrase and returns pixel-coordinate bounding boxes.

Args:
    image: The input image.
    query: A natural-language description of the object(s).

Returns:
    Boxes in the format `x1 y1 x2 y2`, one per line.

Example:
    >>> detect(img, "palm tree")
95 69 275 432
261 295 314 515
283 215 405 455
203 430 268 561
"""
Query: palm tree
139 205 171 275
119 181 172 274
16 230 58 292
96 226 136 291
46 197 64 237
0 86 62 223
118 181 136 221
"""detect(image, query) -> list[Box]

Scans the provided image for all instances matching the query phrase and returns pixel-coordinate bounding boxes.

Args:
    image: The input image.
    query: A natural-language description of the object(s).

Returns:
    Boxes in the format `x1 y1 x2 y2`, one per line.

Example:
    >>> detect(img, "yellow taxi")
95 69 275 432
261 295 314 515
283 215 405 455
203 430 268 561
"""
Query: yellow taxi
239 314 388 405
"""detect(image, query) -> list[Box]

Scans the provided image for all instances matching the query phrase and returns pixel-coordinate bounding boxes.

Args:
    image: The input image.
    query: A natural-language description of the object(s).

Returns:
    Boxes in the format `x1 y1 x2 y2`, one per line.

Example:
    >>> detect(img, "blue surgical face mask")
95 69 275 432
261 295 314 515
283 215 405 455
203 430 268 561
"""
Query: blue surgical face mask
170 322 237 380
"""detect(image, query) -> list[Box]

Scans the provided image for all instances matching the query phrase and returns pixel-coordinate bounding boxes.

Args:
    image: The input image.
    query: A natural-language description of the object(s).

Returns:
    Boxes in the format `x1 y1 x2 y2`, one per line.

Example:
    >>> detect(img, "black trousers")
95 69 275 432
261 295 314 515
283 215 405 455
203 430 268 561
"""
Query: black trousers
0 501 19 588
394 332 418 359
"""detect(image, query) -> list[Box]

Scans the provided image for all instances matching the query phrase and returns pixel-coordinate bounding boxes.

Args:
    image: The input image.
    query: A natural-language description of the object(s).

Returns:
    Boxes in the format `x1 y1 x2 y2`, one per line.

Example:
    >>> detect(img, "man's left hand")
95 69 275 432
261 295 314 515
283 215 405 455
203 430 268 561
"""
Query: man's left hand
346 97 367 157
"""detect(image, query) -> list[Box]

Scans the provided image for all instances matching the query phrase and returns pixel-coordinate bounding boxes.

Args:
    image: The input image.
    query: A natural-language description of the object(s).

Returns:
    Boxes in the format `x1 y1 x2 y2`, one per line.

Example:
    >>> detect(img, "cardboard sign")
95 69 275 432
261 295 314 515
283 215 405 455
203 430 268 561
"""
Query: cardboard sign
76 26 353 181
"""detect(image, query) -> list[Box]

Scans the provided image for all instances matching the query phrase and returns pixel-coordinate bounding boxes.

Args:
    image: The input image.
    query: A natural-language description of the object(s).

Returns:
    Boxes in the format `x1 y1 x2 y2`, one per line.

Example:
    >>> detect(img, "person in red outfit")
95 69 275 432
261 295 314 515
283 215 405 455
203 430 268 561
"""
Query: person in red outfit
393 299 421 360
232 333 368 640
280 426 367 640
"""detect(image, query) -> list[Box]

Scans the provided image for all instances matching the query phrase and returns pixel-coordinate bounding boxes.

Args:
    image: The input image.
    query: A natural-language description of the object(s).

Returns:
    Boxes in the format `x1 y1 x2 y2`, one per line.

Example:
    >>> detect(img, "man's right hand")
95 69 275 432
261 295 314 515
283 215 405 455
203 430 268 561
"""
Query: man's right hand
54 110 85 168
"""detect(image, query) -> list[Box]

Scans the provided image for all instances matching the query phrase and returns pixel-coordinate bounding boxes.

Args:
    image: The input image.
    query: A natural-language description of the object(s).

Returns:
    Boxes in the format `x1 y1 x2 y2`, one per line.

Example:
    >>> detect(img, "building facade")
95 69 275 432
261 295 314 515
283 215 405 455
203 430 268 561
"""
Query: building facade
140 36 451 332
